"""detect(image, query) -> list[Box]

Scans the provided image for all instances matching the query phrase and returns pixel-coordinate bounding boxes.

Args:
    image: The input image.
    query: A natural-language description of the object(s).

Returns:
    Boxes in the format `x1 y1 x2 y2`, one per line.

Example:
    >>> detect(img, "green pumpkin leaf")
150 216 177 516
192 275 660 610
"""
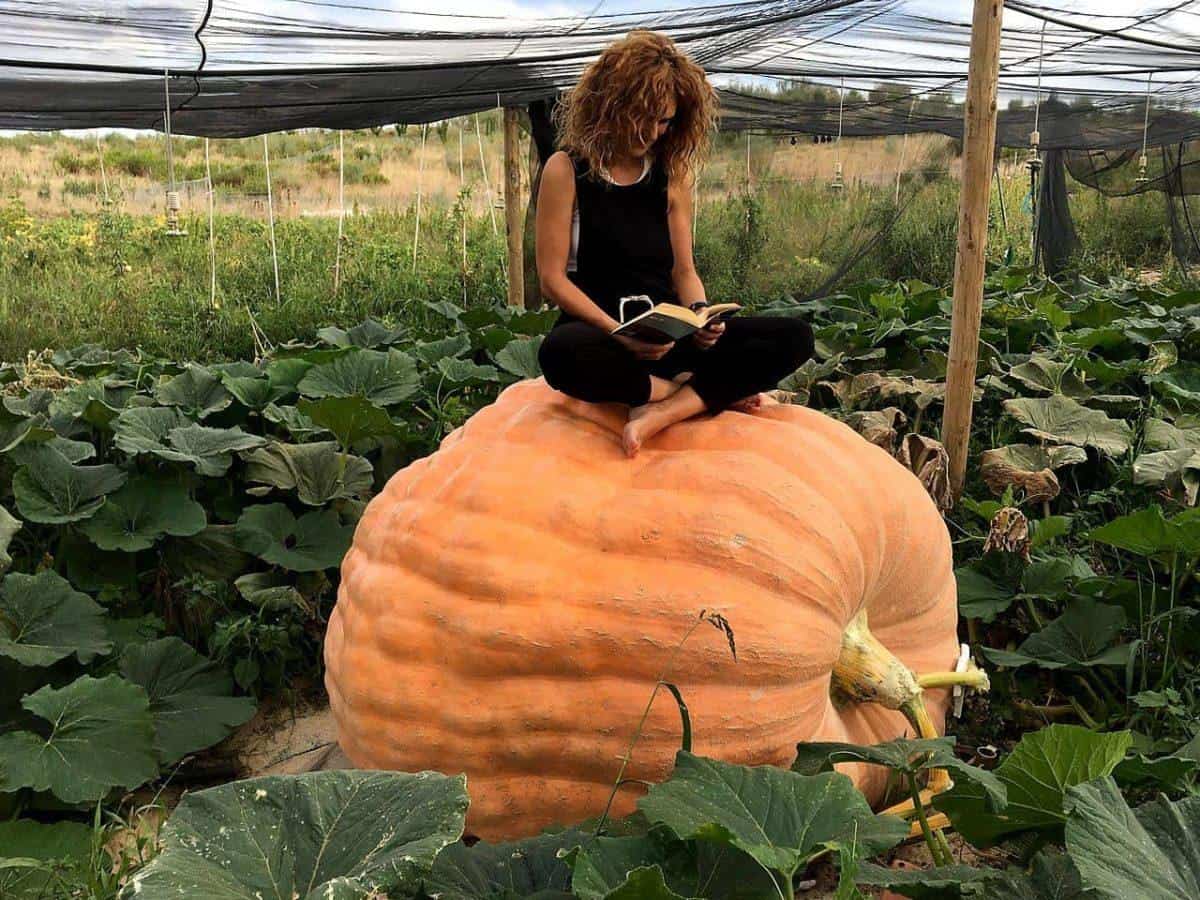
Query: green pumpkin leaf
317 319 404 349
981 597 1129 670
8 434 96 466
297 348 420 405
599 867 690 900
0 570 111 666
1065 777 1200 899
791 737 1006 813
164 424 268 477
262 402 330 442
1002 396 1132 457
153 365 233 419
638 752 907 883
241 441 374 506
48 378 129 428
119 637 256 765
234 571 309 611
935 725 1131 847
853 861 1000 898
494 336 544 378
436 357 501 383
127 770 468 900
11 445 127 524
1132 450 1200 506
164 525 254 581
1147 364 1200 410
413 334 471 364
423 829 584 899
297 396 403 449
0 819 93 900
235 503 354 572
0 504 19 574
567 833 778 900
1144 417 1200 451
0 674 158 803
959 849 1089 900
112 406 191 457
78 476 206 552
1085 505 1200 557
956 566 1015 623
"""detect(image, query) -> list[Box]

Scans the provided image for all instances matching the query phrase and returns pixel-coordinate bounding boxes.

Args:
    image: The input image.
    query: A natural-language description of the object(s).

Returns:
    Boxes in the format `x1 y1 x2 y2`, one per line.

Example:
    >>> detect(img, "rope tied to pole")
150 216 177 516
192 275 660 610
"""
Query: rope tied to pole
412 122 428 273
334 130 345 294
162 69 186 236
263 134 281 306
1137 73 1154 185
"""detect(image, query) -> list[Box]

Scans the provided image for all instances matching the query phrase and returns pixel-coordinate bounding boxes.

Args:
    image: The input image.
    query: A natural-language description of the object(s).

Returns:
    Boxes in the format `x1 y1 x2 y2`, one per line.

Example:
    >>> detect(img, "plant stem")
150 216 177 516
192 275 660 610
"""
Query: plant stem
917 669 990 691
907 772 948 867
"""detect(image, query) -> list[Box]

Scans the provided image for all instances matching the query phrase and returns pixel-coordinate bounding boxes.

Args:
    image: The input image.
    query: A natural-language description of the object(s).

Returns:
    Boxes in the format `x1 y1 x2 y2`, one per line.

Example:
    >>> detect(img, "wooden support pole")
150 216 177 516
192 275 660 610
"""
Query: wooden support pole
503 107 526 310
942 0 1004 498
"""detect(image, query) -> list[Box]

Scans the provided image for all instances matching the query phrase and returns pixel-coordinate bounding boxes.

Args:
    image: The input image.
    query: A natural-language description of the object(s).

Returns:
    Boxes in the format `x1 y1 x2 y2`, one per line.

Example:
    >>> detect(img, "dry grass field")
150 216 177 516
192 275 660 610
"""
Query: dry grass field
0 112 955 221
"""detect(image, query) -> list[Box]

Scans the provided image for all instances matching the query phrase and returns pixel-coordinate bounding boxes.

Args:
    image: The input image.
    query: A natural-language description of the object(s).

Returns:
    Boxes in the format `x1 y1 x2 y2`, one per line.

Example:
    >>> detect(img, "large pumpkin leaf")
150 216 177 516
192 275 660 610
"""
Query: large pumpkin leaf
982 597 1129 671
127 770 469 900
317 319 404 349
11 445 127 524
234 571 309 612
1132 449 1200 506
0 504 19 574
1147 364 1200 410
8 434 96 466
0 819 93 900
235 503 354 572
1065 777 1200 899
791 737 1006 812
935 725 1131 847
165 424 268 477
638 752 907 886
153 365 233 419
1143 417 1200 451
423 829 584 898
112 405 190 457
79 476 206 552
567 834 779 900
494 336 545 378
1085 505 1200 558
119 637 256 765
297 396 403 449
242 441 374 506
437 357 502 384
0 674 158 803
960 850 1092 900
1002 396 1132 457
297 348 420 405
853 862 1000 898
413 333 472 365
0 570 111 666
262 402 330 442
956 566 1016 623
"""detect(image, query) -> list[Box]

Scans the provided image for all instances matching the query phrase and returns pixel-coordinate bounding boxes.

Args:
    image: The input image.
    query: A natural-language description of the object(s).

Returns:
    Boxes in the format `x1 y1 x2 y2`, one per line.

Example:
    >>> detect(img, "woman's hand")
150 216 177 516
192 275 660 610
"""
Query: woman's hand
613 333 675 360
692 320 725 350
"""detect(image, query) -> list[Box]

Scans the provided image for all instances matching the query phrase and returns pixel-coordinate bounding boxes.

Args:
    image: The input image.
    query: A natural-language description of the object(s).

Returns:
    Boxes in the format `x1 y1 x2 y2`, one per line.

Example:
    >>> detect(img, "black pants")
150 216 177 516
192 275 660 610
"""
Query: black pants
538 315 814 412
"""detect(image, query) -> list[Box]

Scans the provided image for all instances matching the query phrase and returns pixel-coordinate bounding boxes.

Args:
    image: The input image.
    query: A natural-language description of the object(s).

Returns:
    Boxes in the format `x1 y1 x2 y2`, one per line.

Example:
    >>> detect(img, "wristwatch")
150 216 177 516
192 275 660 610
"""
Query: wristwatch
687 300 709 312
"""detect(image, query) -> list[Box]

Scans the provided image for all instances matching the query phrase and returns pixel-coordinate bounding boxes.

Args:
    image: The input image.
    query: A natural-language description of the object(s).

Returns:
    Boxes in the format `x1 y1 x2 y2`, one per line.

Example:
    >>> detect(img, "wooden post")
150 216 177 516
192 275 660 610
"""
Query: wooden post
503 107 525 310
942 0 1004 498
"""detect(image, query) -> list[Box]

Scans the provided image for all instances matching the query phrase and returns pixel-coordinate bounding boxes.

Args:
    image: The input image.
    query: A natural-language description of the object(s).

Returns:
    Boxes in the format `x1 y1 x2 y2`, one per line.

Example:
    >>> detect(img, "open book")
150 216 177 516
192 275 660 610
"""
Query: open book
611 300 742 344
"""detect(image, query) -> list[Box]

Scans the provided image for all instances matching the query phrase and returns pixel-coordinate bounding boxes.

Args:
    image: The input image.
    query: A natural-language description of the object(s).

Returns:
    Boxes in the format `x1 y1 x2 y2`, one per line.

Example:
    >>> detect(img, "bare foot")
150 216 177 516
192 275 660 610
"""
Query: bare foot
622 404 655 457
671 371 695 385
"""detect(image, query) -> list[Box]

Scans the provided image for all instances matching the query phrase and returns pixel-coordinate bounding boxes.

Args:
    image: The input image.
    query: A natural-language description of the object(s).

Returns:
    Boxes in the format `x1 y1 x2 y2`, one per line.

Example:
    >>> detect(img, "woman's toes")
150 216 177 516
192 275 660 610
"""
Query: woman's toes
622 421 642 457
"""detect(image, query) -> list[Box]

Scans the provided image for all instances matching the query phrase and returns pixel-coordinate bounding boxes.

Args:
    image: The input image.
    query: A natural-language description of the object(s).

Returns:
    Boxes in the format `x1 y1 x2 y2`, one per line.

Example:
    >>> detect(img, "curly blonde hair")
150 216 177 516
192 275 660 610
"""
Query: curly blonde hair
555 30 717 183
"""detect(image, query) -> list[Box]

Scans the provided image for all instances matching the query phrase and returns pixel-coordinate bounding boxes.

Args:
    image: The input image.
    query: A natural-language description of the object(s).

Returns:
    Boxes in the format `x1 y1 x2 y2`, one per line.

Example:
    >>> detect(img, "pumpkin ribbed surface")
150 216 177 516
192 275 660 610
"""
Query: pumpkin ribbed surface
324 378 959 840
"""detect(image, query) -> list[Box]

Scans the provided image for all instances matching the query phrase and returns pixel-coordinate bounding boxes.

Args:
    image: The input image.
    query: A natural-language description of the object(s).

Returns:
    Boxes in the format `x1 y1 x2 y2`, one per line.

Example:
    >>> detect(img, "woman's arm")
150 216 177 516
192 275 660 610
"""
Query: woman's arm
535 152 621 333
667 171 706 306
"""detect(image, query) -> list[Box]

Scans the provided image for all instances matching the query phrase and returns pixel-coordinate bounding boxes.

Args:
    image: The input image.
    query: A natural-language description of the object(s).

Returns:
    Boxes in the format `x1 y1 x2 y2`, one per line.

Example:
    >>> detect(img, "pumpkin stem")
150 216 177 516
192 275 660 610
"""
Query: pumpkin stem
917 666 991 692
832 610 956 803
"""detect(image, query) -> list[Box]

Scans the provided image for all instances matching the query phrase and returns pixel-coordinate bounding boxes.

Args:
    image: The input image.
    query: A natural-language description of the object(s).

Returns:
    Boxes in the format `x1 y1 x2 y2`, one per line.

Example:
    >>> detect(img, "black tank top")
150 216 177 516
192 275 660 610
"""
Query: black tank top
560 154 676 325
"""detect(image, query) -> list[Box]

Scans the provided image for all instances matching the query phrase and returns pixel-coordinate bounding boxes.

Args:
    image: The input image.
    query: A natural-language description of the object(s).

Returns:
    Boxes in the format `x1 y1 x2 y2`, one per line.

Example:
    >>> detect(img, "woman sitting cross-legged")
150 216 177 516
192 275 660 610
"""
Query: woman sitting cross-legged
535 29 814 458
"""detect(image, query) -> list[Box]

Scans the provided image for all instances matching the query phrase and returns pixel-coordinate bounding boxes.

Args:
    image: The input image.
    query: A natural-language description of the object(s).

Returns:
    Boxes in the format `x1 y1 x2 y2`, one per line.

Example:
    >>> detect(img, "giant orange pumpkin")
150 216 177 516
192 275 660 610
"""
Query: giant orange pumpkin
324 378 959 840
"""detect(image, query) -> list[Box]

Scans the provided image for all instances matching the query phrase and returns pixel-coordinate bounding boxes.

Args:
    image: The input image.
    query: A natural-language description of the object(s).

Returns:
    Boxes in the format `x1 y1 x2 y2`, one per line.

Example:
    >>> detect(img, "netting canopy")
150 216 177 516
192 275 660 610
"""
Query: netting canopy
3 0 1199 141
